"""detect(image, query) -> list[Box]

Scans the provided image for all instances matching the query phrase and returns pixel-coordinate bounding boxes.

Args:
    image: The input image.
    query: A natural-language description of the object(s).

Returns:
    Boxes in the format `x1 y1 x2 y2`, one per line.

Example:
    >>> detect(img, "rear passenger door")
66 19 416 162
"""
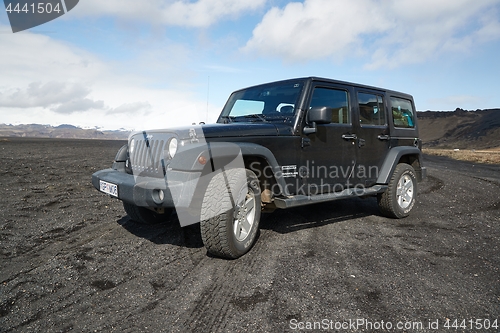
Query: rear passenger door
353 89 390 187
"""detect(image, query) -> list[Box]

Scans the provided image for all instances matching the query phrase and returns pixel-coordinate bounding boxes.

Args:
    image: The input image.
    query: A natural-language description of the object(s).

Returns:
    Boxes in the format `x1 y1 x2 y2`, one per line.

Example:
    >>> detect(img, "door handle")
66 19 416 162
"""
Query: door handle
342 134 358 140
378 134 390 141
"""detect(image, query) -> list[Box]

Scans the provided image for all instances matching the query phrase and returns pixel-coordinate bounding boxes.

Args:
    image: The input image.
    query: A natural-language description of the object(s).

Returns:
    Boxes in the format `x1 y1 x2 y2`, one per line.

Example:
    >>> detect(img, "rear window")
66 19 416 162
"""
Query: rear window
391 97 415 128
358 93 386 126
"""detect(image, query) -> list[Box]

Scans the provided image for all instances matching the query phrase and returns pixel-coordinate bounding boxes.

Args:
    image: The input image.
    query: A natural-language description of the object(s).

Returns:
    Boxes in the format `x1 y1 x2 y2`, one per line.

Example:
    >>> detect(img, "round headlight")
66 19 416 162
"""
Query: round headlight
129 139 135 154
168 138 178 159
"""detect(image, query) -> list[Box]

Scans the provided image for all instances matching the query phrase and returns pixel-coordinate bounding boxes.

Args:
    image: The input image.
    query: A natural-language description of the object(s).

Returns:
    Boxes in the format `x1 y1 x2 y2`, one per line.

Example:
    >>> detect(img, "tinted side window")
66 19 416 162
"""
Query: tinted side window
310 87 350 124
358 93 386 126
391 97 415 128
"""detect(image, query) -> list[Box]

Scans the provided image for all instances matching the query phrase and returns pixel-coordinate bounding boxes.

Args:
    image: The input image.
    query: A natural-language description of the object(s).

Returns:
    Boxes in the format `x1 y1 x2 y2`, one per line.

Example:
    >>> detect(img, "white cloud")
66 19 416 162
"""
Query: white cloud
243 0 390 61
0 81 105 113
0 29 104 85
0 25 219 130
72 0 267 27
243 0 500 68
107 102 152 115
52 98 106 114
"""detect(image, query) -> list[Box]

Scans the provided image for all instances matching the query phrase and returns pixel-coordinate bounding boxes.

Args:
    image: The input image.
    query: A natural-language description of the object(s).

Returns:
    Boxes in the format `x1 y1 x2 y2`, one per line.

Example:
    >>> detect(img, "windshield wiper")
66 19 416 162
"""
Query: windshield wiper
220 115 234 123
243 114 268 122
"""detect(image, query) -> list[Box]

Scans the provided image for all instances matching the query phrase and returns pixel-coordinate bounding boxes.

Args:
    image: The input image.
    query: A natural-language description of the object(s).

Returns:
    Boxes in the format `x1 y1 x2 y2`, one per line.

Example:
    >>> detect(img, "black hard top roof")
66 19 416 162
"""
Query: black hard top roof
237 76 413 100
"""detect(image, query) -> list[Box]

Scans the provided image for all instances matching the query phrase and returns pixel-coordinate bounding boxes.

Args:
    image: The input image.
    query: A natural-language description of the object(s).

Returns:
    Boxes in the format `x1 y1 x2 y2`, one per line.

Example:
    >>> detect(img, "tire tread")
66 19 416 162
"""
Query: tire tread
378 163 417 219
200 169 257 259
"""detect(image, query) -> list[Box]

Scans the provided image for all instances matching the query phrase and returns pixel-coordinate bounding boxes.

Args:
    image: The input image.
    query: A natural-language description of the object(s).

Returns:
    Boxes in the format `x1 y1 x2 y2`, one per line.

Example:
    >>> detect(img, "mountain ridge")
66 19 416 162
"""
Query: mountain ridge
417 109 500 149
0 123 130 140
1 108 499 148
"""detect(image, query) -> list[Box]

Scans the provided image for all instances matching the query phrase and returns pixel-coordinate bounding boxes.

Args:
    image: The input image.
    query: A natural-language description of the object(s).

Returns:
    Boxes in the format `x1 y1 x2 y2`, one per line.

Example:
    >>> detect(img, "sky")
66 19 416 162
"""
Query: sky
0 0 499 131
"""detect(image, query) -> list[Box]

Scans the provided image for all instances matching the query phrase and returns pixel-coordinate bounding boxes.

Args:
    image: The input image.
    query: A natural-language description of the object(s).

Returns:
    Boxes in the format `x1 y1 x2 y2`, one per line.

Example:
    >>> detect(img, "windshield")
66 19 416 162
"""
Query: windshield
218 80 304 123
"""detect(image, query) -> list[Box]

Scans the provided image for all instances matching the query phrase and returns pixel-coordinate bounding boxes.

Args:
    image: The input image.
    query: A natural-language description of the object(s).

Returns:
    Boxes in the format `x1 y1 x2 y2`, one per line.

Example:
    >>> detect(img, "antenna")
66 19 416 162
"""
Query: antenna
206 76 210 123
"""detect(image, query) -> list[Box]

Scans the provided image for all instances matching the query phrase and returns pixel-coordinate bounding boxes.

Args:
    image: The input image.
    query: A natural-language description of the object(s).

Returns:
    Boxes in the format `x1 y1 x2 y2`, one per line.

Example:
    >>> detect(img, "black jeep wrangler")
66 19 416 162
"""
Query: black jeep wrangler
92 77 426 259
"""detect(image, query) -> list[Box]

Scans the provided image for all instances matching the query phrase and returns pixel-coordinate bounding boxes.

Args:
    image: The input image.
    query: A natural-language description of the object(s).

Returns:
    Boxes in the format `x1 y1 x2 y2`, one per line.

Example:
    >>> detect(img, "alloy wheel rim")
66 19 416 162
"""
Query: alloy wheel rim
233 184 256 242
396 174 414 209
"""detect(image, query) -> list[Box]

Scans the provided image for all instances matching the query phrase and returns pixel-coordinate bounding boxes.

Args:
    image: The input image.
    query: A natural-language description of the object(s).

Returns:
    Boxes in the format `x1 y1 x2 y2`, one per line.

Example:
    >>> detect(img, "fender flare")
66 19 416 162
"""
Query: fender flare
213 142 291 196
376 146 423 184
168 141 290 196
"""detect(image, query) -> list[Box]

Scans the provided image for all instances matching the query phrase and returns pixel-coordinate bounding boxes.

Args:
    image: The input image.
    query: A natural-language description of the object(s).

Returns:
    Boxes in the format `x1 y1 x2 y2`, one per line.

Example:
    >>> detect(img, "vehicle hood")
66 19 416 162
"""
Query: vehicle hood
130 123 294 141
201 123 293 138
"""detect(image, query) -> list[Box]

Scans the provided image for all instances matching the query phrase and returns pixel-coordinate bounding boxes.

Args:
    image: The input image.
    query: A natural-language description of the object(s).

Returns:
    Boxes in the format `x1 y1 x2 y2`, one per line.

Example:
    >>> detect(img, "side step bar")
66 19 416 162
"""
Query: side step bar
274 185 387 209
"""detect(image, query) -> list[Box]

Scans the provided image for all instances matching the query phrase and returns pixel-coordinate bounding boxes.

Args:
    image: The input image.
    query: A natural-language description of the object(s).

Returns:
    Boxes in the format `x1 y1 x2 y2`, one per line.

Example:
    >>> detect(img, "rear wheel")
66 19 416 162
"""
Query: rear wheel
123 202 173 224
200 168 261 259
378 163 417 218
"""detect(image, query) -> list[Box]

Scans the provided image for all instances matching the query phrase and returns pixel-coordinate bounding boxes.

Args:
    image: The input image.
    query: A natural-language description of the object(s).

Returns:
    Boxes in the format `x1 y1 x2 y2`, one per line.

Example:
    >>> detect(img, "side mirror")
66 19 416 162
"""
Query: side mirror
304 107 333 134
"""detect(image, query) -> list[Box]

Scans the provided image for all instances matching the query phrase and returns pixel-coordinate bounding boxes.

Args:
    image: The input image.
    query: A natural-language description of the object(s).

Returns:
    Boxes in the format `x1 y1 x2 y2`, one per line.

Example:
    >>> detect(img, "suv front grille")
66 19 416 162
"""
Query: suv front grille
130 138 166 177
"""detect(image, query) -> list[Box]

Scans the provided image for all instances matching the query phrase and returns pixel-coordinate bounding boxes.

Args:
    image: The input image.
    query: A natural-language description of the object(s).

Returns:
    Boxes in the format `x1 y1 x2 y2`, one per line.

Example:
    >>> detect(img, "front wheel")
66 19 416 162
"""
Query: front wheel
378 163 417 218
200 168 261 259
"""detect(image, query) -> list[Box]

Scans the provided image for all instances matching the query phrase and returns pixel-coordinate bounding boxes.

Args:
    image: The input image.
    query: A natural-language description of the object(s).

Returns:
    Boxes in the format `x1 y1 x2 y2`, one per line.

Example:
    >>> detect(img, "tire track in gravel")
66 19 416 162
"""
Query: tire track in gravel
126 208 294 332
151 229 283 333
1 140 499 332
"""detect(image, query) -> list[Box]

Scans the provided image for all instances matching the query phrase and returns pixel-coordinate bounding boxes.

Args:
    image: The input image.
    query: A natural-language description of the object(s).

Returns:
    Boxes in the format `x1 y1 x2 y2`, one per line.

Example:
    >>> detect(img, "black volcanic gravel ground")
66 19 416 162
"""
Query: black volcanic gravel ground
1 138 499 332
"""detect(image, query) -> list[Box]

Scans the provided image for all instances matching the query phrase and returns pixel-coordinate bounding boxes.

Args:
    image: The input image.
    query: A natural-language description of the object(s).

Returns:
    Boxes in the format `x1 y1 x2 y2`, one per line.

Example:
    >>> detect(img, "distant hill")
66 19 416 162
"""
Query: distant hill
417 109 500 149
0 124 130 140
55 124 79 129
1 109 499 148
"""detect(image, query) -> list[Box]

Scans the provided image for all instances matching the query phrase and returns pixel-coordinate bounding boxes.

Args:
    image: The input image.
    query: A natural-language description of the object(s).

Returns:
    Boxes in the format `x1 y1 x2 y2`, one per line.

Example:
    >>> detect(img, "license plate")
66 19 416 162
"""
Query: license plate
99 180 118 197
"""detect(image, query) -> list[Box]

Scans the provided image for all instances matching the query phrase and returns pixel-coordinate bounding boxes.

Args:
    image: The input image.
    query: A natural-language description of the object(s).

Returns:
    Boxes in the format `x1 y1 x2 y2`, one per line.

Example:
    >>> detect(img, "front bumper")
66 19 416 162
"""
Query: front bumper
91 168 202 209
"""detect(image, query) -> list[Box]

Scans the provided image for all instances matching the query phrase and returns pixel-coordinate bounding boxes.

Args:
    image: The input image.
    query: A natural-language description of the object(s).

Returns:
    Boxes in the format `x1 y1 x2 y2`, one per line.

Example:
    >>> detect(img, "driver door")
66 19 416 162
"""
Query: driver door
300 84 356 194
